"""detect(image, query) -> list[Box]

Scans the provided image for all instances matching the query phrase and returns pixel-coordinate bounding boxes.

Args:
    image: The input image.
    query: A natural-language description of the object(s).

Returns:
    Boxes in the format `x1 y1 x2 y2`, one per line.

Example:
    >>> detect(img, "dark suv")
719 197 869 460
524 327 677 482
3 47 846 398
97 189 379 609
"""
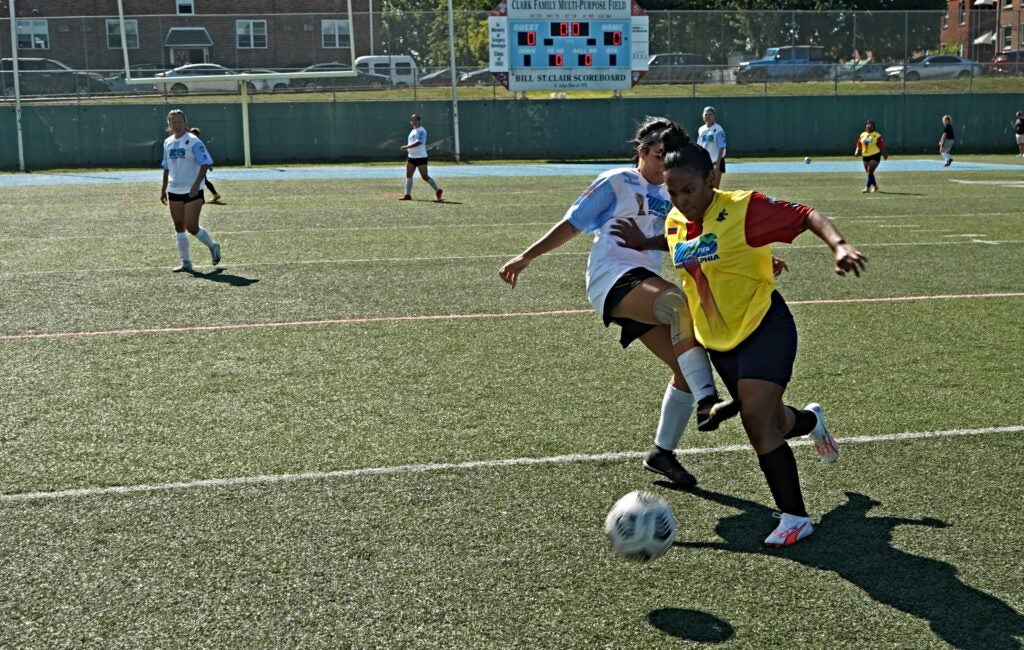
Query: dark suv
989 50 1024 76
1 57 110 96
642 53 711 84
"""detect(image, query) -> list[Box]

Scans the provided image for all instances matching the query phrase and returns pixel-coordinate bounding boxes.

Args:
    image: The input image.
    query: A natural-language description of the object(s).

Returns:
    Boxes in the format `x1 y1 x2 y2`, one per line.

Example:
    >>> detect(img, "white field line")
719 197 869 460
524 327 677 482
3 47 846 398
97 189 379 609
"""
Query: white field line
1 426 1020 503
4 239 1023 278
1 292 1022 342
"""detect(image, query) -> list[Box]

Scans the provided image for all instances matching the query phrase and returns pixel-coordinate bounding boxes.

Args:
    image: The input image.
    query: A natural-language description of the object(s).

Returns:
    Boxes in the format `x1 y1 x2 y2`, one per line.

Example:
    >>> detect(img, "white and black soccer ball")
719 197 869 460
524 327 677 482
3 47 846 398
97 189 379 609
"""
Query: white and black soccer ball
804 156 812 164
604 490 677 562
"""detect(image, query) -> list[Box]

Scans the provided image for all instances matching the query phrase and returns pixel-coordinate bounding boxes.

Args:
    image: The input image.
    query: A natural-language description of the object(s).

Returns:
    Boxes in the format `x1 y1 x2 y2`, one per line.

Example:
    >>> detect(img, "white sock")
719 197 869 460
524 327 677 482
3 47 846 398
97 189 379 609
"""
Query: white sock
942 151 949 162
176 232 190 261
654 383 695 451
195 227 216 249
678 347 717 403
405 178 414 195
426 177 439 190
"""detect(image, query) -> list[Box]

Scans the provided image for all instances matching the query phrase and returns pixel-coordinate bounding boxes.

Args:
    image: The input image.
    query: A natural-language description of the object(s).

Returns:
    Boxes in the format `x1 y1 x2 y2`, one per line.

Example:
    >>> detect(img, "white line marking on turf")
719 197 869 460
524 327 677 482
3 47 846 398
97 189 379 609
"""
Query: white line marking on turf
1 426 1020 503
1 292 1021 341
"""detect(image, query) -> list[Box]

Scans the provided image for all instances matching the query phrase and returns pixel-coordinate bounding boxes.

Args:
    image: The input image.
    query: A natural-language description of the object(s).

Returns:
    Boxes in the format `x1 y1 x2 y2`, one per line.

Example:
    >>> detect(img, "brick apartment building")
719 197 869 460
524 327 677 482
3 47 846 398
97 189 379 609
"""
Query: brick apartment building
942 0 1024 60
0 0 377 72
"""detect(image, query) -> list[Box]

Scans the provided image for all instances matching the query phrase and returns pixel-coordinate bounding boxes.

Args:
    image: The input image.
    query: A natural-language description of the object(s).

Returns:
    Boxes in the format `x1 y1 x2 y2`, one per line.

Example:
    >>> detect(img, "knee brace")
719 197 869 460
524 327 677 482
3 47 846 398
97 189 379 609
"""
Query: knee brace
652 286 693 346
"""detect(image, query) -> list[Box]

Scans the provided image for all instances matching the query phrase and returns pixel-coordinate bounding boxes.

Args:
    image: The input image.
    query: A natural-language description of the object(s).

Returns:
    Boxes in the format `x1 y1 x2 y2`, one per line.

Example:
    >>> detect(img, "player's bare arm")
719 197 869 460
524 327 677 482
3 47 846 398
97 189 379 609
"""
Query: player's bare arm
499 220 581 288
806 210 867 277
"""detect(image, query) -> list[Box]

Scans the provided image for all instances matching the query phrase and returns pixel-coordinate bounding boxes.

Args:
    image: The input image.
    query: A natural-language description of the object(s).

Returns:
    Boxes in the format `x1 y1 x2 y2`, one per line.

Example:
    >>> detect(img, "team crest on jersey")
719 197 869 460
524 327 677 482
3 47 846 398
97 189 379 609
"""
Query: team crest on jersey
673 232 720 268
634 193 645 216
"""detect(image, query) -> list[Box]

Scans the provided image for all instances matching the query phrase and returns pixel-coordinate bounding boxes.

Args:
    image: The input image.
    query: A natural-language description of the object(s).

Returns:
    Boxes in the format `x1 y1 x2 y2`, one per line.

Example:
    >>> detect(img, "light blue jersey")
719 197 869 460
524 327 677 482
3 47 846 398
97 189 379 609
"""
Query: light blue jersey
161 132 213 194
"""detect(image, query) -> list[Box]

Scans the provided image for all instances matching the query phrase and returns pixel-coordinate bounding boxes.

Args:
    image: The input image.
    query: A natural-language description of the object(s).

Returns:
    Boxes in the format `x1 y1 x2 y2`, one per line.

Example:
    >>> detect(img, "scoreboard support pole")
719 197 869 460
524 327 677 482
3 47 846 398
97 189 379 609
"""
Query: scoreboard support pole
447 0 462 162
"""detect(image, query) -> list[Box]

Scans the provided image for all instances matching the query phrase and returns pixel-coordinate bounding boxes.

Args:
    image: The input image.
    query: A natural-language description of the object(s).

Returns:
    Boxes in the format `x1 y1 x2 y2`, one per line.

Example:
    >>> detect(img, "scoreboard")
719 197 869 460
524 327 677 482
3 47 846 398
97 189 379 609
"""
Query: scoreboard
488 0 649 92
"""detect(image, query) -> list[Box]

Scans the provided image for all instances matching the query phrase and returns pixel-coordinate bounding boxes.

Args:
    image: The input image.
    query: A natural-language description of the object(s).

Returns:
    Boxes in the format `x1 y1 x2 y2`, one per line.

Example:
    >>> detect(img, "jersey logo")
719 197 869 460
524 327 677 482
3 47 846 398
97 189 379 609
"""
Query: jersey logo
634 193 645 216
715 209 728 222
673 232 720 268
168 147 186 158
646 194 671 220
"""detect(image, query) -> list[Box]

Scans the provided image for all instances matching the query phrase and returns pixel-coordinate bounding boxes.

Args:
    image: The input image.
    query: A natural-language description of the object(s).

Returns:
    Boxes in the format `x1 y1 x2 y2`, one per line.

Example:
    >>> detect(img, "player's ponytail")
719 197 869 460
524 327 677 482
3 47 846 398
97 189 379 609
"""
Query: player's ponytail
631 116 689 165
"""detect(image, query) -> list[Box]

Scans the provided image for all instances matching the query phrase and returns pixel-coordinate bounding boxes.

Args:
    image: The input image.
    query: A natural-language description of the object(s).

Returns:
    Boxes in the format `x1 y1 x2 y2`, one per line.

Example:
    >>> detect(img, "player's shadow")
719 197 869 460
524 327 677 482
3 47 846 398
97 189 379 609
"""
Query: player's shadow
675 488 1024 649
647 608 734 643
185 267 259 287
873 190 926 196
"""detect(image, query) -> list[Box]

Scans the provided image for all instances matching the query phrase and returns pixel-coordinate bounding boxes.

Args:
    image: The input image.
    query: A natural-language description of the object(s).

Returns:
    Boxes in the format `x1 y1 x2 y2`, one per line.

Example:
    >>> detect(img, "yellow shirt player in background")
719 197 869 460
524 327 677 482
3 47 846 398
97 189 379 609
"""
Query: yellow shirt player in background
611 142 866 548
854 119 889 193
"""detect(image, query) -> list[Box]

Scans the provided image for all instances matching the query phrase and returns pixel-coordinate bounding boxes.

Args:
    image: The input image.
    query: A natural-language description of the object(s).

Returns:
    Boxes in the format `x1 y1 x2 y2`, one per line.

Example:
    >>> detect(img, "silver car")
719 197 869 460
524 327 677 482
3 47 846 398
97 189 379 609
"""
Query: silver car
885 55 983 81
154 63 253 94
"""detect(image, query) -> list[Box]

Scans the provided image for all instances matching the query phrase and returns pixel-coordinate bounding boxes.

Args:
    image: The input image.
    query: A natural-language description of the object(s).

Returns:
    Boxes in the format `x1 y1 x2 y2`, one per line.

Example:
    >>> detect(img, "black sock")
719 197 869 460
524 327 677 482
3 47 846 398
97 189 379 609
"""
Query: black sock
783 406 817 439
757 443 808 517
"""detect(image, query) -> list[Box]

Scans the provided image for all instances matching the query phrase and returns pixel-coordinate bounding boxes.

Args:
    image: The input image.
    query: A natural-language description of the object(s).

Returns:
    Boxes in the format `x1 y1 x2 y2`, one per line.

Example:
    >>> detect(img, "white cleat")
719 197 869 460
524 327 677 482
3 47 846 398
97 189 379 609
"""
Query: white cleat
806 402 839 463
764 512 814 548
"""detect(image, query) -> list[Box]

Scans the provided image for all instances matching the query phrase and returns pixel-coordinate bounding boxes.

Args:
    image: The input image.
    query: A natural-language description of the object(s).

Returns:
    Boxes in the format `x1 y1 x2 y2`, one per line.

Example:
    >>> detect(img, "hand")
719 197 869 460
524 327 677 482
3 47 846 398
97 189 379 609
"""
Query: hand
499 254 531 289
834 243 867 277
160 191 168 205
609 218 646 250
771 255 789 277
188 186 198 198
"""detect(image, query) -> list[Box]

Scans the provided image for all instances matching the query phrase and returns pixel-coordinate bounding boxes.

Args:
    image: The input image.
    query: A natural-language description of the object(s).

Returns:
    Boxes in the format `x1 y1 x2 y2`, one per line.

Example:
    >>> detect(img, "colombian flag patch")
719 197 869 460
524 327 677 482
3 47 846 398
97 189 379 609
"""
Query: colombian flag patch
667 227 678 235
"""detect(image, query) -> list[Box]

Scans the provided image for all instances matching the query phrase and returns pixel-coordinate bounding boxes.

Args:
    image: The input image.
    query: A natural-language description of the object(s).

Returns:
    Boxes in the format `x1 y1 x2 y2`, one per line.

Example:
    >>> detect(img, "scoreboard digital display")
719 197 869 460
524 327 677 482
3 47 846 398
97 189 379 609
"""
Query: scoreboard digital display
509 20 630 69
488 0 649 92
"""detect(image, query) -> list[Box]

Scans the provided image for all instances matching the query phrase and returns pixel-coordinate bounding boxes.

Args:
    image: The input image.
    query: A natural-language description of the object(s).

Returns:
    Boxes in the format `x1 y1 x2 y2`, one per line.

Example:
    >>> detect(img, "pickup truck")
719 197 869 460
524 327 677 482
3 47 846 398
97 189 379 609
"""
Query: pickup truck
735 46 830 83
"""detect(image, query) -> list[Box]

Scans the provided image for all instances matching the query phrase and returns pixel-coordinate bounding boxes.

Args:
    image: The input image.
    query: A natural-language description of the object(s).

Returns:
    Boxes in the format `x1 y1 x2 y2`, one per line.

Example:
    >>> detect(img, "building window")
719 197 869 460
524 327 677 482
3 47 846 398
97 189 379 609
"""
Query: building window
958 1 966 24
321 20 350 48
236 20 267 49
106 19 139 49
1020 22 1024 45
1003 0 1013 8
1003 24 1013 48
176 1 195 15
943 10 949 28
15 19 49 49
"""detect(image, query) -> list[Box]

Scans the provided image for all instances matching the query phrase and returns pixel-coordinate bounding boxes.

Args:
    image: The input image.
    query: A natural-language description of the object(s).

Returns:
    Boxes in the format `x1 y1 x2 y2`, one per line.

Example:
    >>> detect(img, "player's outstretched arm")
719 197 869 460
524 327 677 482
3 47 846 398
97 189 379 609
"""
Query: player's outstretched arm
806 210 867 277
499 220 581 289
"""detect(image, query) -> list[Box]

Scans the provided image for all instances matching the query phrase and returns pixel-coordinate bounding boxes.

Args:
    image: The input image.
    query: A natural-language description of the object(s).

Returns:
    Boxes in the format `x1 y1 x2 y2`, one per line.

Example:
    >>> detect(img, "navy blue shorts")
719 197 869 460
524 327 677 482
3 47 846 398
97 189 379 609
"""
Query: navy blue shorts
167 191 205 204
602 267 658 348
708 291 797 397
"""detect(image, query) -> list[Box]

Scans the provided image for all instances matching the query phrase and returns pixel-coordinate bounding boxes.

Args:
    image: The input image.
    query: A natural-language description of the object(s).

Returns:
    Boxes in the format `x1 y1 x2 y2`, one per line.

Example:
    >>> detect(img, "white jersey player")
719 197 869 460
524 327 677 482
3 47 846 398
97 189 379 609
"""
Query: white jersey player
399 114 443 202
159 109 221 272
697 105 727 188
499 117 738 489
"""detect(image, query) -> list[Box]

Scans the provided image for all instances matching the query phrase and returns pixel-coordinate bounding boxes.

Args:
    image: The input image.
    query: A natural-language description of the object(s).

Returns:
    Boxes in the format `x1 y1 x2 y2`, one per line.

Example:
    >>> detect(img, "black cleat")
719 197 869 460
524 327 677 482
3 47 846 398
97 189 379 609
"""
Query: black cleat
696 397 740 432
643 446 697 489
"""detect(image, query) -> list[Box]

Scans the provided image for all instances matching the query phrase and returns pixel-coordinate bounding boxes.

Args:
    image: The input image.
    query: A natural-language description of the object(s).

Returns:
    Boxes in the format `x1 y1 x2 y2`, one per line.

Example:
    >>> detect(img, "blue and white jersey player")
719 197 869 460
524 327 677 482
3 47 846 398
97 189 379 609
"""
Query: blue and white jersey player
697 105 727 188
399 113 443 201
499 118 738 490
159 109 221 273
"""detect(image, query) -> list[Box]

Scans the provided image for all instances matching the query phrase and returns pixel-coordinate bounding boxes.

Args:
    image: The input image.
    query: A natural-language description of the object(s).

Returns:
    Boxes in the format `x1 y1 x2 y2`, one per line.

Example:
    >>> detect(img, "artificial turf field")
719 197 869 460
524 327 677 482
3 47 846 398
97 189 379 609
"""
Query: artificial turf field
1 161 1022 647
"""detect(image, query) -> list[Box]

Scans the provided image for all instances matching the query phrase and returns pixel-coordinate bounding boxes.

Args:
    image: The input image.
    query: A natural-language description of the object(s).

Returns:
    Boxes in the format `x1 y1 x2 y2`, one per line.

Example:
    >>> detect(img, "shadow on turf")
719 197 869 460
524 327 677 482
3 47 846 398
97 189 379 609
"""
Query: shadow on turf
184 267 259 286
647 608 734 643
671 488 1024 648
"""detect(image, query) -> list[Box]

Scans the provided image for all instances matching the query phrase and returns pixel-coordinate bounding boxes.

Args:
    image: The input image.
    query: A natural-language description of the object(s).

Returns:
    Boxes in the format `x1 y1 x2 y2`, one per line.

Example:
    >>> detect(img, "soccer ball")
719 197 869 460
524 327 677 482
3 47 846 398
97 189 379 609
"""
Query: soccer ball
804 156 812 164
604 490 677 562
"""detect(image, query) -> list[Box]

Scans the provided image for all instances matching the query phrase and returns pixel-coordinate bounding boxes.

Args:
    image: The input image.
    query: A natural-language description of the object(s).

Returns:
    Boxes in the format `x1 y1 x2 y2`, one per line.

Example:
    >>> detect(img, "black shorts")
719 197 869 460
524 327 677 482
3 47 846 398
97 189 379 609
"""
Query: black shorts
862 153 882 164
603 267 659 348
708 291 797 397
167 191 204 204
407 156 429 167
718 157 726 173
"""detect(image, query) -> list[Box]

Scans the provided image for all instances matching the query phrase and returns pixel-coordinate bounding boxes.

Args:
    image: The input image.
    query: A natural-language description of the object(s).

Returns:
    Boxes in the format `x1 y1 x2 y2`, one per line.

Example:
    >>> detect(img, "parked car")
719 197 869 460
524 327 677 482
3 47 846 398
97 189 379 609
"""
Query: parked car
0 57 110 96
419 67 458 87
104 63 164 92
735 45 830 83
354 55 418 87
297 63 391 89
640 53 711 84
834 59 889 82
457 68 495 87
154 63 252 94
243 68 290 91
885 55 983 81
989 50 1024 76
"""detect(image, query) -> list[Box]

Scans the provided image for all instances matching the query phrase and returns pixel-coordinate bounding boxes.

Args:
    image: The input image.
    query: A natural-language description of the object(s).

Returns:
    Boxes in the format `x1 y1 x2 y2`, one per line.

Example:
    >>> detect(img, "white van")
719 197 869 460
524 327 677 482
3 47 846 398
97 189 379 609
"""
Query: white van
354 55 417 87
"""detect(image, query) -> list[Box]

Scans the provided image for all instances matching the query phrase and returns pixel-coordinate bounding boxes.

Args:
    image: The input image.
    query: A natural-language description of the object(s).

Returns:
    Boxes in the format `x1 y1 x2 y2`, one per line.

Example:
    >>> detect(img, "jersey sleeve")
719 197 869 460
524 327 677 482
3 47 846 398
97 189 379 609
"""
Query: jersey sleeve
876 135 886 150
192 140 214 166
744 191 812 247
717 128 727 151
565 176 618 233
160 143 168 170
